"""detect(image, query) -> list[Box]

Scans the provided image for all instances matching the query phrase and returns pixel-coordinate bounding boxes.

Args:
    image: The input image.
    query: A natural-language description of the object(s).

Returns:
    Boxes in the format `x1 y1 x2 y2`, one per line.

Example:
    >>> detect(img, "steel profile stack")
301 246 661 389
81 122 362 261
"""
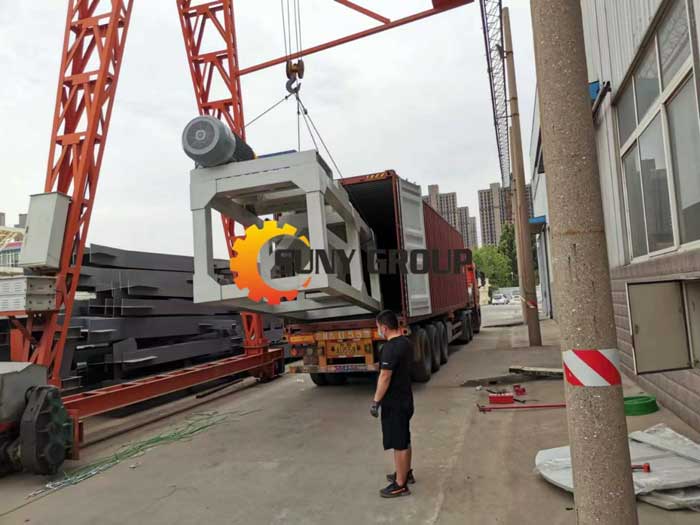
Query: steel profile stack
0 244 284 388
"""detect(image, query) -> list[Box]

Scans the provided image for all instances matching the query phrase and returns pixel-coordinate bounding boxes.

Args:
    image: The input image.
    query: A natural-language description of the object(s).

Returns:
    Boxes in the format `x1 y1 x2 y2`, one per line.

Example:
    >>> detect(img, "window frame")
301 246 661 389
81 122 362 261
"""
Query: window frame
617 0 700 263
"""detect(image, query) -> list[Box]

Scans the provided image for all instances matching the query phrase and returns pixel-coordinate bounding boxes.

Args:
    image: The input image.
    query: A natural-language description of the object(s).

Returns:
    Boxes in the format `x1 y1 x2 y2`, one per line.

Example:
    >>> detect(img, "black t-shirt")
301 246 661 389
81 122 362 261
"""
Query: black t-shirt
379 335 414 409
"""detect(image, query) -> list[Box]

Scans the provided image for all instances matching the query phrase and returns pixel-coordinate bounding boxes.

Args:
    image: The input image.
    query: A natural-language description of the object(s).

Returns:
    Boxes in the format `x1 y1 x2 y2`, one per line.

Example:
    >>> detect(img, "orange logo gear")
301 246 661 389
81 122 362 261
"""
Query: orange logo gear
230 221 311 305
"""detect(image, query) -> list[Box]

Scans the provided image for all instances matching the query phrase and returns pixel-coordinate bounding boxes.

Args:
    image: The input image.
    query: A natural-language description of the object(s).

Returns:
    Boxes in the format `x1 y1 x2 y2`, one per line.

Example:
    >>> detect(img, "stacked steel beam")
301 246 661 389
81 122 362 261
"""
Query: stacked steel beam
0 244 284 388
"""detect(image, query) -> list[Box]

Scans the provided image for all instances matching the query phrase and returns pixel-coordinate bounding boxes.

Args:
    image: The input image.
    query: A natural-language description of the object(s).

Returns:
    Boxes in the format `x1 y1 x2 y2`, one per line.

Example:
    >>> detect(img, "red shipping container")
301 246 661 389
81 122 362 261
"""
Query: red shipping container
422 202 470 317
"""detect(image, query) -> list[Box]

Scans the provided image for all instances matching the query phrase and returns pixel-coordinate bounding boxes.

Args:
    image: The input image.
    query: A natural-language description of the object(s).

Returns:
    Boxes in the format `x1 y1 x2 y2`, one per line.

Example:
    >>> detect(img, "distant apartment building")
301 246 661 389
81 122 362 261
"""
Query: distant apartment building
423 185 477 249
426 184 440 210
478 183 510 246
478 182 532 246
0 212 25 275
438 192 458 228
456 206 478 249
468 216 477 248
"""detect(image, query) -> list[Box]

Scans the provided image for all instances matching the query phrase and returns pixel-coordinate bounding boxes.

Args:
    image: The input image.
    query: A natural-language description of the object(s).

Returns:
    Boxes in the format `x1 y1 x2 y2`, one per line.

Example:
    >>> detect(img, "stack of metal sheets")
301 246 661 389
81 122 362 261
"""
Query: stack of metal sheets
0 244 284 388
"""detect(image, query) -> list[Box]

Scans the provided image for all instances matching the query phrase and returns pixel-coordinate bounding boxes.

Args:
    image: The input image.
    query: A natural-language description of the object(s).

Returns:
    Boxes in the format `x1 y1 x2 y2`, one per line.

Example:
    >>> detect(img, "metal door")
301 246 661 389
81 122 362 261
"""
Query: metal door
628 281 692 374
684 280 700 368
397 177 432 318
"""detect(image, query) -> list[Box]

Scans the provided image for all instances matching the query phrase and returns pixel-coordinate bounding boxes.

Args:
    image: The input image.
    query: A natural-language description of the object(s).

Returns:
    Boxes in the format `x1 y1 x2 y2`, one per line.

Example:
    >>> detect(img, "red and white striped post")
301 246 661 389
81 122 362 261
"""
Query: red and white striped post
530 1 637 523
563 349 622 387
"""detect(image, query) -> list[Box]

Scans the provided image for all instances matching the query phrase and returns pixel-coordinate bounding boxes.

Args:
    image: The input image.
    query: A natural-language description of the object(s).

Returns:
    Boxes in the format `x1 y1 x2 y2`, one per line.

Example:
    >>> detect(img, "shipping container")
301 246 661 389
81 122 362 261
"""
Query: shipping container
287 170 481 385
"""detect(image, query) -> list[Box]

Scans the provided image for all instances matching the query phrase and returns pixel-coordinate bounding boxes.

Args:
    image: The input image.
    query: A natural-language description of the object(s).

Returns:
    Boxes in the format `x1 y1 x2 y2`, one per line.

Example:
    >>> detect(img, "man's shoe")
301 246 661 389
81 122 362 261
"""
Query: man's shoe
386 469 415 484
380 481 411 498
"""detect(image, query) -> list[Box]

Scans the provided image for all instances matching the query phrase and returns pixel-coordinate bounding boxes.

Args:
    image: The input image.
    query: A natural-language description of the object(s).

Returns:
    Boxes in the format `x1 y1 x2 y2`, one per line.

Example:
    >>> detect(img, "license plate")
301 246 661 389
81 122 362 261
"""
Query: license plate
329 342 358 356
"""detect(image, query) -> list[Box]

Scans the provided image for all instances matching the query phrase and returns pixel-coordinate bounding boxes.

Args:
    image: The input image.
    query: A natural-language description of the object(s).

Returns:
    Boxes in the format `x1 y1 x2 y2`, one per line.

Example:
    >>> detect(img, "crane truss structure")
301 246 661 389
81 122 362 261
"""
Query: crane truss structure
177 0 246 252
9 0 474 449
17 1 136 381
479 0 510 187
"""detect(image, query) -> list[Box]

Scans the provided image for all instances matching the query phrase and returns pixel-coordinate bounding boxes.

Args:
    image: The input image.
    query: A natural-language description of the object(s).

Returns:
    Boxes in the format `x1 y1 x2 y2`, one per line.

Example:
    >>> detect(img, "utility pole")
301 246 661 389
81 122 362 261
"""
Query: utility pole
510 125 528 325
502 7 541 346
529 2 637 524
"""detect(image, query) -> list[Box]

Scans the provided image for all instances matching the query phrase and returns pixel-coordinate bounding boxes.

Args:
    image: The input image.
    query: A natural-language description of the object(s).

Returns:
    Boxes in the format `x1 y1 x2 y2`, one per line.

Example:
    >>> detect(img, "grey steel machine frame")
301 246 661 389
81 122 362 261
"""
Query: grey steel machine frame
190 151 381 320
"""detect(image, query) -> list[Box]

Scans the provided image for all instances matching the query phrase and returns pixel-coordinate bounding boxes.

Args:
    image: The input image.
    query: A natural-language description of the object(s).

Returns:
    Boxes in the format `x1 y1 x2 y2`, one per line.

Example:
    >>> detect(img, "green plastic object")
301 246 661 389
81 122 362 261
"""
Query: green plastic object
624 395 659 416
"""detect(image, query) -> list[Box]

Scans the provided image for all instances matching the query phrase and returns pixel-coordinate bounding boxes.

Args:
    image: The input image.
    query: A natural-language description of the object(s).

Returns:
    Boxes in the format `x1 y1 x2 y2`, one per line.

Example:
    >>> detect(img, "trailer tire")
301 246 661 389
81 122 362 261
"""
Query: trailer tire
326 373 348 386
472 308 481 334
454 312 470 345
410 328 431 383
463 313 473 343
437 322 449 364
310 373 328 386
426 324 440 373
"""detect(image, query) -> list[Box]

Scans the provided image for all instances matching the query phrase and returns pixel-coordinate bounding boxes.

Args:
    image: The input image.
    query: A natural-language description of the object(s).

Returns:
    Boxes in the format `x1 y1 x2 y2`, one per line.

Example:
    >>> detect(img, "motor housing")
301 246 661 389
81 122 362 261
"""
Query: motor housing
182 115 255 167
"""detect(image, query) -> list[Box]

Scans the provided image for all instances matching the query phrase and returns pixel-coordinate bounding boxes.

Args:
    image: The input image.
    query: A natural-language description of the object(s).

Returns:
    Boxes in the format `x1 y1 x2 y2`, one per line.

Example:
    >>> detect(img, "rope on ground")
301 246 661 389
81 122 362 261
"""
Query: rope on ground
31 411 235 499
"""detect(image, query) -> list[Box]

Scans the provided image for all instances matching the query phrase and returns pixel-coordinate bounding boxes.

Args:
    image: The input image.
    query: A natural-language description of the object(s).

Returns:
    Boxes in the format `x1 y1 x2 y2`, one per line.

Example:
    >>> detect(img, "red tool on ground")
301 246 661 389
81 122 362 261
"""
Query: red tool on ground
631 463 651 473
477 403 566 413
513 385 527 396
488 393 514 404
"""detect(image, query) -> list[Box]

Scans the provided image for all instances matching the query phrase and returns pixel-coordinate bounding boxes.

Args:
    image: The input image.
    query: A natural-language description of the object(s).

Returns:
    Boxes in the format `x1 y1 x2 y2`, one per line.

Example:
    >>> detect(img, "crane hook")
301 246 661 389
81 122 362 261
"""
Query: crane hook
286 76 300 94
285 59 305 94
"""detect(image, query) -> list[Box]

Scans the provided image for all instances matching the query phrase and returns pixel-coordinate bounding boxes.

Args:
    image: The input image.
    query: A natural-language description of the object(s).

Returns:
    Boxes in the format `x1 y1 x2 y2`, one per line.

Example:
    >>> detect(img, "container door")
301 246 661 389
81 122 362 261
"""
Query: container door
397 177 432 317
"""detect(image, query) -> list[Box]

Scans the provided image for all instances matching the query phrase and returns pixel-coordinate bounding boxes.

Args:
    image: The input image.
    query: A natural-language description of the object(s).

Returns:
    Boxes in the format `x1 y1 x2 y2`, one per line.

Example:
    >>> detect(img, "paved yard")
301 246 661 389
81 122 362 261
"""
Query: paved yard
0 317 697 524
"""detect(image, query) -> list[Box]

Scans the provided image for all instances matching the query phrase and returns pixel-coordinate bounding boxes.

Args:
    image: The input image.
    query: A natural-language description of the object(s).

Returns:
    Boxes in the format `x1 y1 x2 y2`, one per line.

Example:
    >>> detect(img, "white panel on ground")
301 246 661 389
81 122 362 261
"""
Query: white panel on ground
536 424 700 510
397 177 431 318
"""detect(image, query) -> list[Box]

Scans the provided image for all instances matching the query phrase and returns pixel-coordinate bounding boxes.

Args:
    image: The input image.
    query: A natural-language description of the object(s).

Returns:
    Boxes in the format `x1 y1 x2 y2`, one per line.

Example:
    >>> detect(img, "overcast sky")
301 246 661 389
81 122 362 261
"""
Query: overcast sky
0 1 536 258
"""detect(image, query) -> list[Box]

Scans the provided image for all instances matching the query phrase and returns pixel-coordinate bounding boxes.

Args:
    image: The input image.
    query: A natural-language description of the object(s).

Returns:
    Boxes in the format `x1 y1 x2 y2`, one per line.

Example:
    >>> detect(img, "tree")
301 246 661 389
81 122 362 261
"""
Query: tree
473 245 512 289
498 222 518 285
498 222 540 286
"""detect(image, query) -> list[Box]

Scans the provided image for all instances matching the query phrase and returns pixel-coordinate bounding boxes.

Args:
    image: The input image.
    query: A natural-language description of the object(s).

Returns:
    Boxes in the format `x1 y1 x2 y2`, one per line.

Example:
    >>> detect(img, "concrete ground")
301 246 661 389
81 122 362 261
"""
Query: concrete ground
1 309 699 524
481 302 548 328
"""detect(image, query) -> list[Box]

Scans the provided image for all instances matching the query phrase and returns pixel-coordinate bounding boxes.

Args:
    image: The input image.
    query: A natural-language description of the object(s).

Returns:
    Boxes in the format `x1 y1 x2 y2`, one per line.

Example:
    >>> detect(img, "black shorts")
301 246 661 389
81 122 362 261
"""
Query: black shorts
381 404 413 451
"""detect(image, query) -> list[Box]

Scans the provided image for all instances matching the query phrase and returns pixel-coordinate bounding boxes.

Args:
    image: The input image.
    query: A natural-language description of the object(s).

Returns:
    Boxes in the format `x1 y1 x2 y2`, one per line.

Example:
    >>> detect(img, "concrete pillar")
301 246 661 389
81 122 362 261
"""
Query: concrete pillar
529 2 637 523
503 8 541 346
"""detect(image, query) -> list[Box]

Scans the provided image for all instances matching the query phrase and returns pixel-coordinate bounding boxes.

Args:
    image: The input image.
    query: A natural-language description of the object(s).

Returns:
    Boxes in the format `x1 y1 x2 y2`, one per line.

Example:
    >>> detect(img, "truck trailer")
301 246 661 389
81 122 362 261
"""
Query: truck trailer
285 169 482 385
184 123 481 385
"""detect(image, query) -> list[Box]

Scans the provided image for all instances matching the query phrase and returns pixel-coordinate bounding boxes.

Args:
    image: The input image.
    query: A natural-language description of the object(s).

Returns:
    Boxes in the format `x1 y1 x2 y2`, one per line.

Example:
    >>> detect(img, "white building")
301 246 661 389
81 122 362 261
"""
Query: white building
533 0 700 432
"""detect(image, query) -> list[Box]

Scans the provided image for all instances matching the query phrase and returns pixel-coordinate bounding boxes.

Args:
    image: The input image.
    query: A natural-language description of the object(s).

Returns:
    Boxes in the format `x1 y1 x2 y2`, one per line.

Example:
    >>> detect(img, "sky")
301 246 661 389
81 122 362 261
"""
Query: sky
0 0 537 258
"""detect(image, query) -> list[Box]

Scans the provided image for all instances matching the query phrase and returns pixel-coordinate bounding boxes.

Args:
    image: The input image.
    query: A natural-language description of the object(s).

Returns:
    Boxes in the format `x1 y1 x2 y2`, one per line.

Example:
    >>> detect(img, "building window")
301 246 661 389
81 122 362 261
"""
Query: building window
667 75 700 243
617 0 700 260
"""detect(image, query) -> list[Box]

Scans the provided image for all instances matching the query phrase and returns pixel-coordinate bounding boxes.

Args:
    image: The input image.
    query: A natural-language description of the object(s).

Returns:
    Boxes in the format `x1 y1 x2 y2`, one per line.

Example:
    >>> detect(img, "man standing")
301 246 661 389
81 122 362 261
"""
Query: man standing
371 309 415 498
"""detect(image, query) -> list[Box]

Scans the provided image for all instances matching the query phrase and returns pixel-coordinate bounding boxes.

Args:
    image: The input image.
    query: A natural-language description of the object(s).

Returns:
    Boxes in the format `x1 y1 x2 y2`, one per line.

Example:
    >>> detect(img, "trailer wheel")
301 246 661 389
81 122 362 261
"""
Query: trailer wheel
426 324 440 373
472 308 481 334
310 373 329 386
463 312 473 343
410 327 431 383
326 373 348 386
437 322 449 365
453 312 470 345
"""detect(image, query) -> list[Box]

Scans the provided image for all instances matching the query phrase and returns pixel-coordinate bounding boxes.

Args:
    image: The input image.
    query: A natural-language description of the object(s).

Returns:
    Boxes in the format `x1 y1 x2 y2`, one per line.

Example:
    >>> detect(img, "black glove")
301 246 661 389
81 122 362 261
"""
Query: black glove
370 402 380 418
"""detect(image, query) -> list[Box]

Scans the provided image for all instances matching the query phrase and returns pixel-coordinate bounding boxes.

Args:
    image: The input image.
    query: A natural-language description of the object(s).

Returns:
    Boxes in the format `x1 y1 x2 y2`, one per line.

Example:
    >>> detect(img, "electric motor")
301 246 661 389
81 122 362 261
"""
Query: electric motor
182 115 255 167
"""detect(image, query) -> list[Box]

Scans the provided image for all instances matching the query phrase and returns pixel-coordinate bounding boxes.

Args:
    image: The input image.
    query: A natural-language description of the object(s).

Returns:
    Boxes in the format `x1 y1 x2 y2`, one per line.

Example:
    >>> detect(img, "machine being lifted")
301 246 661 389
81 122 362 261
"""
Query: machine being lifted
0 0 475 475
184 119 481 384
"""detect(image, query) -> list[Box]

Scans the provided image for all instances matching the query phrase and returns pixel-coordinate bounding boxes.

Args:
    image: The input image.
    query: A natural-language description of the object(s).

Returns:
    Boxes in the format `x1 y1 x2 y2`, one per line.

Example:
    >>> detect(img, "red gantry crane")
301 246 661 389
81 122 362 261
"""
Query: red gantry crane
6 0 472 454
